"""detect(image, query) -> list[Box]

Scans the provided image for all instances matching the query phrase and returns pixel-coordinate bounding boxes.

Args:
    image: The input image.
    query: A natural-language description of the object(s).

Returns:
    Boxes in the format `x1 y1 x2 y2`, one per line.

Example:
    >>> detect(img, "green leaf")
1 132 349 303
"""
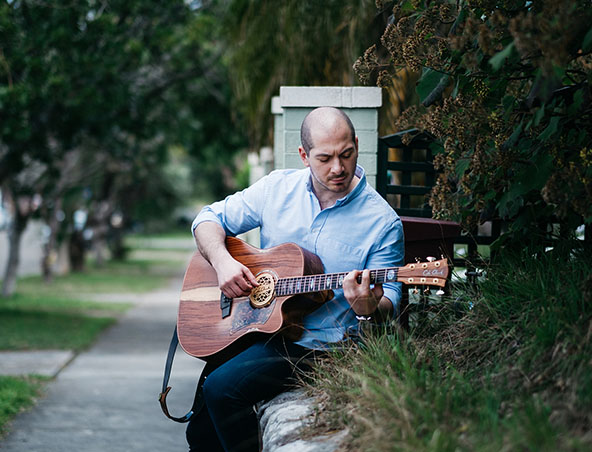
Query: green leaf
400 0 416 12
489 42 516 72
502 95 515 111
416 68 447 104
452 78 460 98
498 192 523 218
484 190 496 201
533 106 545 127
538 116 560 141
503 122 523 150
567 88 584 116
455 158 471 177
583 27 592 52
522 153 553 192
429 141 445 154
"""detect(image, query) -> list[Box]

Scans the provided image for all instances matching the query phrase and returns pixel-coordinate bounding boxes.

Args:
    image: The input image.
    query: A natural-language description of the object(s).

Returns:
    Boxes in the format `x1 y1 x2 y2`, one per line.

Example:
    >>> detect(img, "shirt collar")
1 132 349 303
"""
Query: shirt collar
305 164 367 207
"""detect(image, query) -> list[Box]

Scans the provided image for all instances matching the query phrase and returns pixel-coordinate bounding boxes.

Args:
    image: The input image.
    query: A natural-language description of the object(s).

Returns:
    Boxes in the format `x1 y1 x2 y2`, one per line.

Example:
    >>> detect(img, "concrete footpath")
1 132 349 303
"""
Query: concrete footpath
0 277 205 452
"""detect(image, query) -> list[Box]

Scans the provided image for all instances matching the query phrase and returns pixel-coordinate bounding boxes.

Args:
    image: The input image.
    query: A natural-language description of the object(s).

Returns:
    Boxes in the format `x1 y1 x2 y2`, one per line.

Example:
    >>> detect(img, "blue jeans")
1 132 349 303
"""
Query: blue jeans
186 336 315 452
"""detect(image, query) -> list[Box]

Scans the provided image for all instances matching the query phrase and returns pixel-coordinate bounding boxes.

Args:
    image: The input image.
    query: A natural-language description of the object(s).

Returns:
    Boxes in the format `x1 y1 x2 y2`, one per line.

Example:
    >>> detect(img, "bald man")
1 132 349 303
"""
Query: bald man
187 107 404 451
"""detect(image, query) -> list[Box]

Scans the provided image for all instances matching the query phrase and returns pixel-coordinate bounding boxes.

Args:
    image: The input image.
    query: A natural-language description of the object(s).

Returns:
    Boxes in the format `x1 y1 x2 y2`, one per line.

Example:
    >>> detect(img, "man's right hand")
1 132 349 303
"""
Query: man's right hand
194 221 259 299
212 256 259 299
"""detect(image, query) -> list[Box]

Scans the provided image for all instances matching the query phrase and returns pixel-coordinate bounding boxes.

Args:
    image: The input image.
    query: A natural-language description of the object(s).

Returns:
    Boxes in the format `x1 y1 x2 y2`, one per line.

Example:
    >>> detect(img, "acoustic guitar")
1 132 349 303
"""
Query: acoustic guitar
177 236 449 364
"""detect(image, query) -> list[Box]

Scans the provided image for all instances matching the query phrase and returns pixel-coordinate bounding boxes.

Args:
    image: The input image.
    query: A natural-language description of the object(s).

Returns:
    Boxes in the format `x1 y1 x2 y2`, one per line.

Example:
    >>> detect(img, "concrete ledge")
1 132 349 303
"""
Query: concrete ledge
280 87 382 108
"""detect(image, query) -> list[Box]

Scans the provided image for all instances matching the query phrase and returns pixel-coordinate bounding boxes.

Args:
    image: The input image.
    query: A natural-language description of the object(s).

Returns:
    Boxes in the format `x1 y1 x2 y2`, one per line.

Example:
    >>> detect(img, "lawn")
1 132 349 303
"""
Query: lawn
0 234 193 436
0 376 47 437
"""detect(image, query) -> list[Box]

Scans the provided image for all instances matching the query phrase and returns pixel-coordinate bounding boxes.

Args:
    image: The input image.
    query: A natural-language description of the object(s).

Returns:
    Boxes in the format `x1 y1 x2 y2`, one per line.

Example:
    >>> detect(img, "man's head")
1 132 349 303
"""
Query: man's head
298 107 359 202
300 107 356 156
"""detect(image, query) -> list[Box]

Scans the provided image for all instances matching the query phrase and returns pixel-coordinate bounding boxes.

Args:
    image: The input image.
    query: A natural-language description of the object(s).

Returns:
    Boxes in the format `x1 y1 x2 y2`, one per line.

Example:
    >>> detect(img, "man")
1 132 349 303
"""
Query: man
187 107 404 451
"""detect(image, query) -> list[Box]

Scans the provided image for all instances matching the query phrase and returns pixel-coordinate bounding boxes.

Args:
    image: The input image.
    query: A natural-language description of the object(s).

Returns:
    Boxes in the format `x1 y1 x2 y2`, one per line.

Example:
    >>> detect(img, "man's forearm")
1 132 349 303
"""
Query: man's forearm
373 296 394 322
194 221 230 268
194 221 259 298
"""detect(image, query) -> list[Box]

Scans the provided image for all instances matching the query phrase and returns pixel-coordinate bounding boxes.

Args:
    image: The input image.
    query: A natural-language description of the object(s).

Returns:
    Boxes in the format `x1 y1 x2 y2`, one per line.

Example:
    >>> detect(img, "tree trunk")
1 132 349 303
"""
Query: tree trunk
41 198 62 283
1 206 29 297
68 229 86 272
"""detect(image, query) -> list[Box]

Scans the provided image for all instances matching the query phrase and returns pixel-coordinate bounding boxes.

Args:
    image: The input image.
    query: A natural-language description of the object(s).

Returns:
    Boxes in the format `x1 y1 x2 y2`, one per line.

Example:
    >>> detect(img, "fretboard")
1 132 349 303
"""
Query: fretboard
274 268 399 297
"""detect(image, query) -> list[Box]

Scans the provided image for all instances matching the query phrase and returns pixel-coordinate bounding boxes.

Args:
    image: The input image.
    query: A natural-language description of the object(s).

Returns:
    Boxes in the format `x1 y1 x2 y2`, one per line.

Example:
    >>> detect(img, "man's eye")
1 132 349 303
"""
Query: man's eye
318 158 329 163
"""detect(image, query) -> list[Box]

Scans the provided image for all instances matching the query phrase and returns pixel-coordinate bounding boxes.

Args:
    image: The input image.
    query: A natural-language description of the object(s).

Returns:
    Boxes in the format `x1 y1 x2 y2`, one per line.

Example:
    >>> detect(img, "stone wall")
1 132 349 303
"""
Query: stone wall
257 389 348 452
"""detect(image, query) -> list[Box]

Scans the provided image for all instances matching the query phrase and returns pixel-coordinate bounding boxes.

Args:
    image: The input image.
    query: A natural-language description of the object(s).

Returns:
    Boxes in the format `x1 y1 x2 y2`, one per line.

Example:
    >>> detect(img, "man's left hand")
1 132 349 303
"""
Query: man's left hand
343 269 384 316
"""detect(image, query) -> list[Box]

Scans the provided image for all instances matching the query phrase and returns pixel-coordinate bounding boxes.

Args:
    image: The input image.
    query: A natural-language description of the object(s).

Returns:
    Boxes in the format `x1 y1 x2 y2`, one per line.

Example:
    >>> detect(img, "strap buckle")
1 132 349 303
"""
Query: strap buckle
158 386 194 423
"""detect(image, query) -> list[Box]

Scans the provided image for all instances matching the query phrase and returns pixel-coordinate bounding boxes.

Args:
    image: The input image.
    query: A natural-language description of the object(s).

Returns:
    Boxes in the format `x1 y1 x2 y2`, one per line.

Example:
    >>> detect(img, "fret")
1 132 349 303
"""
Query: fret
278 281 286 297
276 267 400 297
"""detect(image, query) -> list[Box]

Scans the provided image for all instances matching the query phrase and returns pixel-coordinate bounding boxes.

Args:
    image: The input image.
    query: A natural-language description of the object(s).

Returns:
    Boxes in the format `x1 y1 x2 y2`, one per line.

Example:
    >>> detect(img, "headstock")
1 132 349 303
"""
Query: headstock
397 258 449 288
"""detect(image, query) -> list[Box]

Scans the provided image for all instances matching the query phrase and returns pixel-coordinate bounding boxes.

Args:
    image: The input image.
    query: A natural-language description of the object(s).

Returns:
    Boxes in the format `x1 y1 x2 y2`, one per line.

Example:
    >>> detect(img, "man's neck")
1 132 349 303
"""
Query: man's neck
314 175 360 210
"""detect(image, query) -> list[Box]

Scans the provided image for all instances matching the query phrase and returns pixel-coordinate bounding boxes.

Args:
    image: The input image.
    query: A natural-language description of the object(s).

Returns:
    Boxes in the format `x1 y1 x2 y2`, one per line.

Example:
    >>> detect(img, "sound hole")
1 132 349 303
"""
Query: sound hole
249 272 276 308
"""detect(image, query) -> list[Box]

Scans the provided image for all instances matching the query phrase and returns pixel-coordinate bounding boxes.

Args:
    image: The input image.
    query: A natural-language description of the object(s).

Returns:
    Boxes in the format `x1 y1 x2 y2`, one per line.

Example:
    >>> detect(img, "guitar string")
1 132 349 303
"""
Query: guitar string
274 268 400 297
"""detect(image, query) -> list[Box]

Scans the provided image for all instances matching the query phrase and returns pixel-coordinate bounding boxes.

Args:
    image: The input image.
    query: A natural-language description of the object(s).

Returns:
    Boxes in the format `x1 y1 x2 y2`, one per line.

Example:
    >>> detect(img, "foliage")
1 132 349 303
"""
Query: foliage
307 241 592 450
0 0 248 292
0 376 45 436
222 0 384 149
355 0 592 241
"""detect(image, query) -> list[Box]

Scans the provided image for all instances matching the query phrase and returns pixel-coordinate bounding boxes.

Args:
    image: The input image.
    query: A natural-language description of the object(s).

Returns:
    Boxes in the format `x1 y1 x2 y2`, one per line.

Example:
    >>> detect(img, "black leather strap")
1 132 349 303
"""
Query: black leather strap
159 326 207 423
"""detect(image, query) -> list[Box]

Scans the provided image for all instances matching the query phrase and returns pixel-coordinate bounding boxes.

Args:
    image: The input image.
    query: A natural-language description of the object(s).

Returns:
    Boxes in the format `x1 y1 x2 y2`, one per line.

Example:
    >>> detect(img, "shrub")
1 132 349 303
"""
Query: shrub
356 0 592 243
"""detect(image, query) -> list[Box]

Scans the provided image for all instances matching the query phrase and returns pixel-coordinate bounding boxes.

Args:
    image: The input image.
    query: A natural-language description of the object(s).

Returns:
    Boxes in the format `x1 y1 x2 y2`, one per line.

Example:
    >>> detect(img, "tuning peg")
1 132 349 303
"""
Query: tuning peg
412 287 419 295
426 256 436 262
415 257 421 263
436 289 445 296
423 288 431 295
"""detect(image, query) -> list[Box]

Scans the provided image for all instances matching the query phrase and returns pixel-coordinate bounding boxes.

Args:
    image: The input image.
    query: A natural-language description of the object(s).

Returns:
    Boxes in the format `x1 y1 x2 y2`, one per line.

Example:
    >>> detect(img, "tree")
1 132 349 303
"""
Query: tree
0 0 247 295
221 0 390 150
355 0 592 243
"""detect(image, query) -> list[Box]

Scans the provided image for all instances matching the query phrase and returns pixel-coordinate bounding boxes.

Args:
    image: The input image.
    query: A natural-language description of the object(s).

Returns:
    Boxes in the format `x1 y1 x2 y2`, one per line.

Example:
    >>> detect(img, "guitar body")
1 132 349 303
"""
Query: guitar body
177 237 325 364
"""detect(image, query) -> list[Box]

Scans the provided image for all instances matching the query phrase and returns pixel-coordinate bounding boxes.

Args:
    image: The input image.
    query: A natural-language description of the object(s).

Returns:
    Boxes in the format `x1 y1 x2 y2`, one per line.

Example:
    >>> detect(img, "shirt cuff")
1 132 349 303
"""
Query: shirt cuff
382 285 401 313
191 209 224 239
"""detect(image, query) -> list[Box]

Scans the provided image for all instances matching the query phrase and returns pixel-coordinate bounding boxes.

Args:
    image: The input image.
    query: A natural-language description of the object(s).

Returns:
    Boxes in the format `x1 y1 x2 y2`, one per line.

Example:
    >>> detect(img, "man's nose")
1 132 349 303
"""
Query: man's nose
330 158 343 173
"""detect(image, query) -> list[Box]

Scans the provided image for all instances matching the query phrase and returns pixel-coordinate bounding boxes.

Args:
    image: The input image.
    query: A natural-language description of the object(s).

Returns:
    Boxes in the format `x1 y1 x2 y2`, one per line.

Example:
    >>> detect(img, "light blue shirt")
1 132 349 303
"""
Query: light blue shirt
192 165 404 349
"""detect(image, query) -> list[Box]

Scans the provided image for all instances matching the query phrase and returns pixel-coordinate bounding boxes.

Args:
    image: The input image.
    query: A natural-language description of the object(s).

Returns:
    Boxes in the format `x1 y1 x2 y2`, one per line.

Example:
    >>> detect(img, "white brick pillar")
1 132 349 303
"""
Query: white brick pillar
271 86 382 187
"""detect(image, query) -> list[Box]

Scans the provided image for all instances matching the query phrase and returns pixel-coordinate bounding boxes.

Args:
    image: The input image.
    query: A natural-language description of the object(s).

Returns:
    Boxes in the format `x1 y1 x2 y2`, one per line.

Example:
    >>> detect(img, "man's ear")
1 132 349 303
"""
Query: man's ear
298 146 310 167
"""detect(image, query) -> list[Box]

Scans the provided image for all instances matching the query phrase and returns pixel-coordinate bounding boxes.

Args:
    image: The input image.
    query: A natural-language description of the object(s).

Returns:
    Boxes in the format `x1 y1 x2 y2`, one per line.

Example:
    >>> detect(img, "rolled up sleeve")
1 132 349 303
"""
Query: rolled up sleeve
366 217 405 311
191 175 269 238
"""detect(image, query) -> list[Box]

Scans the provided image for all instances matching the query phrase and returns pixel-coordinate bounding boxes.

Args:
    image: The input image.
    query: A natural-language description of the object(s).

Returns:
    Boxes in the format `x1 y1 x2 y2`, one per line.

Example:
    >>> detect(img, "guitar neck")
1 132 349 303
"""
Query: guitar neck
275 268 399 297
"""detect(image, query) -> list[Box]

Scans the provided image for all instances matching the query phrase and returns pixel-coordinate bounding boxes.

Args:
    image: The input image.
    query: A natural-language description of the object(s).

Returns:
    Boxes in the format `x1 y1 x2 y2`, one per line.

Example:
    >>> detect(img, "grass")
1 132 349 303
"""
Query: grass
305 240 592 451
0 234 193 352
0 256 178 351
0 233 192 435
0 375 47 437
17 258 180 297
0 308 115 351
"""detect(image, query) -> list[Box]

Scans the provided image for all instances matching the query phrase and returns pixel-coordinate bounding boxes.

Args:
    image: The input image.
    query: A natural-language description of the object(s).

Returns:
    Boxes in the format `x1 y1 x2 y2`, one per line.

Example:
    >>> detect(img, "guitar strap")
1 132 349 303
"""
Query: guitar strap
158 326 211 423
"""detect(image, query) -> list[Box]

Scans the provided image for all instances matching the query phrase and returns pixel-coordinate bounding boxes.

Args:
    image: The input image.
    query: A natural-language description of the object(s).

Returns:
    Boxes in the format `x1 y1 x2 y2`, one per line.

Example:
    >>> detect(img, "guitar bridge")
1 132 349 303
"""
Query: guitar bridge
220 293 232 318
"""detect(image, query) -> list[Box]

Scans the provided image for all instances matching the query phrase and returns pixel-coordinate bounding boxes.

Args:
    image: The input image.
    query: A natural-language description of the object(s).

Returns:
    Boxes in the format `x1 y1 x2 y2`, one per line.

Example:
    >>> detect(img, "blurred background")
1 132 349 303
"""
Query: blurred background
0 0 413 295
